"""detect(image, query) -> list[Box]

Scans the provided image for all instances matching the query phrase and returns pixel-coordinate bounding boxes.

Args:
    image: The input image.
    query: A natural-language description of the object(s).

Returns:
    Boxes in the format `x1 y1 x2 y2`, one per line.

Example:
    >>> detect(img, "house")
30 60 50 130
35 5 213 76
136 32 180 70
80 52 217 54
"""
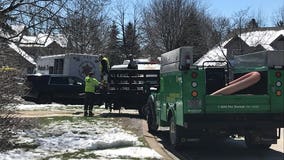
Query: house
0 25 68 73
0 42 36 73
18 33 68 58
195 27 284 66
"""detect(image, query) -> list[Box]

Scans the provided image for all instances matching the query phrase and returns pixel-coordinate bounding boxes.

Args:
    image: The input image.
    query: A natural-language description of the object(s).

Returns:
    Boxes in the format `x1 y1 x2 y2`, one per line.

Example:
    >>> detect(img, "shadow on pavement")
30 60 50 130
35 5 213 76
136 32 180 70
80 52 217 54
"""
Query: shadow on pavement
100 112 142 119
155 130 284 160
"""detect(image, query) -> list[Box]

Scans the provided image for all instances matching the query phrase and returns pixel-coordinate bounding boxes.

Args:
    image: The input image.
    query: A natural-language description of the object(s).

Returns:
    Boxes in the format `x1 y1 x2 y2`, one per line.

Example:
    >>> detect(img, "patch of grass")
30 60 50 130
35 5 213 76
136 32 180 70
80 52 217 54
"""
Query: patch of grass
114 118 147 146
138 136 148 146
13 142 39 150
36 116 101 126
116 156 158 160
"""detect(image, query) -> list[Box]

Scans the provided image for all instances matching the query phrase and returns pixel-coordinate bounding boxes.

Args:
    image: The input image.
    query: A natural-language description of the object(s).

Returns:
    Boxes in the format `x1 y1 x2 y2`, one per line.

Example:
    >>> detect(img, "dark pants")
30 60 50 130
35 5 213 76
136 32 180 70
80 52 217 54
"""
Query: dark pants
84 92 94 112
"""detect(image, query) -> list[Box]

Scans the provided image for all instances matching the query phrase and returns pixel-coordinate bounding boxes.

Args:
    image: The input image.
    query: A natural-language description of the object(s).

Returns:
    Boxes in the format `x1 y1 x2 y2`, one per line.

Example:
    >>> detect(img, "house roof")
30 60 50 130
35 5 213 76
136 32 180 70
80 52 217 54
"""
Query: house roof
18 33 67 48
194 46 227 66
8 42 36 65
8 25 68 48
223 36 249 48
240 30 284 47
195 28 284 66
1 25 35 66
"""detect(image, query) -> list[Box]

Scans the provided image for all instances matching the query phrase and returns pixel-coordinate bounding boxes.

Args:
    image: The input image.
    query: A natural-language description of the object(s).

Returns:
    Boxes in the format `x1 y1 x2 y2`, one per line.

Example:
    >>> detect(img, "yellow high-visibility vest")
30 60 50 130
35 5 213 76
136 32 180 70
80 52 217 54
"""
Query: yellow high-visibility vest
85 76 99 93
100 57 110 71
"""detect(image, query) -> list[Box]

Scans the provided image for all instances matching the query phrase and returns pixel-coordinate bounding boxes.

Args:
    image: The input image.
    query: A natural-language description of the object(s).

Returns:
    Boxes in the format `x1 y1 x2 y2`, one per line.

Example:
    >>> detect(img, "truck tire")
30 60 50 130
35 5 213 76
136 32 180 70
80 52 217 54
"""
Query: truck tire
245 135 271 150
36 94 52 104
146 99 158 133
169 116 183 148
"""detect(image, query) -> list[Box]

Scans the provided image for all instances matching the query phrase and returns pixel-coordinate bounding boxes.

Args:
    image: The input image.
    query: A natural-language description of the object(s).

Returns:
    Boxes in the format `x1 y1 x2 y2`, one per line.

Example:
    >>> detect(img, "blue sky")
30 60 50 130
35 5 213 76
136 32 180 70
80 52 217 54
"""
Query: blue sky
204 0 284 26
110 0 284 27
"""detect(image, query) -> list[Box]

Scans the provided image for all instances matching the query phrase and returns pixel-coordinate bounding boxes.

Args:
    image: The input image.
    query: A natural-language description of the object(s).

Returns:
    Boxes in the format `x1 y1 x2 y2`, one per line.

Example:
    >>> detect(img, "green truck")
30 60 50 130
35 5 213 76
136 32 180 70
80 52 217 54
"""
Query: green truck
146 47 284 149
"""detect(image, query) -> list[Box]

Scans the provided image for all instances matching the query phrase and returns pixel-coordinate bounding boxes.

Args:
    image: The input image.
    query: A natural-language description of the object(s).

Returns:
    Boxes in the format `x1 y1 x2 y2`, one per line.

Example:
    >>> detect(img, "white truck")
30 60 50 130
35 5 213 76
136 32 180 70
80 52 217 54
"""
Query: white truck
36 53 101 80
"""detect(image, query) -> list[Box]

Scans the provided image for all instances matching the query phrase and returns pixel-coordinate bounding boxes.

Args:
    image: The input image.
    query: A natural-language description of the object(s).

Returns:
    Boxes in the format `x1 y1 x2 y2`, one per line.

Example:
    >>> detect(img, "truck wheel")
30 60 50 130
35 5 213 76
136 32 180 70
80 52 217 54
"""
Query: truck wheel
170 116 182 148
245 135 271 150
146 100 158 133
37 94 52 104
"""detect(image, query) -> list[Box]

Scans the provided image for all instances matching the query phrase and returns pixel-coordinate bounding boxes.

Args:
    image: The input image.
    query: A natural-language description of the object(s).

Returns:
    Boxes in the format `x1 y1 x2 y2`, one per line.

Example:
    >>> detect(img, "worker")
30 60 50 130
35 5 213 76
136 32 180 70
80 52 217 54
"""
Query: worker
84 72 100 117
100 55 110 81
127 54 138 69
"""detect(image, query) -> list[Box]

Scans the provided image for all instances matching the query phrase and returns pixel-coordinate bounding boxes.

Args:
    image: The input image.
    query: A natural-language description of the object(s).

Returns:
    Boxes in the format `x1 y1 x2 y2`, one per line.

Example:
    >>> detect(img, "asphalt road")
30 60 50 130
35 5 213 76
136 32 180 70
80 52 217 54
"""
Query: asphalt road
97 110 284 160
16 107 284 160
153 128 284 160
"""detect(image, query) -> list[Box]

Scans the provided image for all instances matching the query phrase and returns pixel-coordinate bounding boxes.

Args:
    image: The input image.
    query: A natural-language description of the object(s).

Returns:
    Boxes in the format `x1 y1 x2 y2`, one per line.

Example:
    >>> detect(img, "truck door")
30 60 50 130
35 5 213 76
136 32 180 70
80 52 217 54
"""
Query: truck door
49 77 70 99
49 76 84 103
67 76 85 99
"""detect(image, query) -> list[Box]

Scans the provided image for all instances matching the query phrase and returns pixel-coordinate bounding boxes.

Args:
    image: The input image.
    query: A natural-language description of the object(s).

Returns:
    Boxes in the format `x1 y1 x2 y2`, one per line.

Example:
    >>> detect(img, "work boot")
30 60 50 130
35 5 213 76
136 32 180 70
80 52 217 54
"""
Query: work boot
84 111 88 117
88 111 94 117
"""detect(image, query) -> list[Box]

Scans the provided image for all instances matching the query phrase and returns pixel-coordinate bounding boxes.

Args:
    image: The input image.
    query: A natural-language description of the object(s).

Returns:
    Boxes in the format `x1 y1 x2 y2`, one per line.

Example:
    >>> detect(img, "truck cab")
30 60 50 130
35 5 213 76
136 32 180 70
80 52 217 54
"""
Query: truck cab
146 47 284 149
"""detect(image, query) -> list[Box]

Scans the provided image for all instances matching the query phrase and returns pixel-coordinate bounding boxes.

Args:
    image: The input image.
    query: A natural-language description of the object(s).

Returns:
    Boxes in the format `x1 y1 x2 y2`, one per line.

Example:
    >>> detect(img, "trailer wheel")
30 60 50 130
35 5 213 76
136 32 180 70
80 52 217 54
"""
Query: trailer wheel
245 134 271 150
146 99 158 133
169 116 182 148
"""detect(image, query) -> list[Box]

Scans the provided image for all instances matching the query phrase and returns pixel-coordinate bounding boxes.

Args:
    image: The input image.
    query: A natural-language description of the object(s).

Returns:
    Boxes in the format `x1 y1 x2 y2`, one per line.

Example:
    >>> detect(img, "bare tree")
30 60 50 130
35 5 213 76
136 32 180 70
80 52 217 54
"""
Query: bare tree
59 0 109 54
272 3 284 27
111 0 128 56
130 1 142 57
230 8 255 34
109 0 144 59
0 67 38 151
141 0 216 60
253 8 266 27
142 0 189 52
0 0 67 44
0 0 66 151
213 16 231 41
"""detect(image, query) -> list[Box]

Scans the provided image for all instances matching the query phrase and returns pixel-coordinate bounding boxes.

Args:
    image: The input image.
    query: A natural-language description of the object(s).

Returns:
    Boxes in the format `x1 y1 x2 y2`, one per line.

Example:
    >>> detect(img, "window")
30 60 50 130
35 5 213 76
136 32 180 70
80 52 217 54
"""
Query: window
50 77 68 85
68 77 83 85
49 66 54 74
54 59 64 74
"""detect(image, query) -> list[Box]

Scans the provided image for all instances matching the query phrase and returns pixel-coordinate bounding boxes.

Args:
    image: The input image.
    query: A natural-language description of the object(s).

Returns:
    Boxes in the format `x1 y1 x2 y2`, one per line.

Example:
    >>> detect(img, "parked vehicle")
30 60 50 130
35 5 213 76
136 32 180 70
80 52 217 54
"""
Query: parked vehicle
24 55 160 113
146 47 284 149
36 53 101 81
105 69 160 116
100 58 160 116
23 74 86 104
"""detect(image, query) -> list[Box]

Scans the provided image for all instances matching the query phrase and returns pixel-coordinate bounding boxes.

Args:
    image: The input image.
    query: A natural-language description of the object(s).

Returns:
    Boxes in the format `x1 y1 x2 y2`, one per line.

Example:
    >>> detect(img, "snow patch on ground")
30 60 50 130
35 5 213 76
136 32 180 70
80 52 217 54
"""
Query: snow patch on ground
93 147 162 159
0 117 161 159
16 103 82 111
7 104 161 159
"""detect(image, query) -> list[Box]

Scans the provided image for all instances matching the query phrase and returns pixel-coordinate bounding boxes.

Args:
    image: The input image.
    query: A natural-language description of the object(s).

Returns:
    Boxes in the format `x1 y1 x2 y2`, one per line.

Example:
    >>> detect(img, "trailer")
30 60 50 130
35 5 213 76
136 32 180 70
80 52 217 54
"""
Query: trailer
36 53 101 81
99 60 160 116
146 46 284 149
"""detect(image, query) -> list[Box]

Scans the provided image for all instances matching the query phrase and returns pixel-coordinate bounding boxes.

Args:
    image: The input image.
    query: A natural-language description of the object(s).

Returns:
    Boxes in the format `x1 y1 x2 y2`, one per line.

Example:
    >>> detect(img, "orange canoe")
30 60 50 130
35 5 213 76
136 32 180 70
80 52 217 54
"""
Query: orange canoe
210 71 261 95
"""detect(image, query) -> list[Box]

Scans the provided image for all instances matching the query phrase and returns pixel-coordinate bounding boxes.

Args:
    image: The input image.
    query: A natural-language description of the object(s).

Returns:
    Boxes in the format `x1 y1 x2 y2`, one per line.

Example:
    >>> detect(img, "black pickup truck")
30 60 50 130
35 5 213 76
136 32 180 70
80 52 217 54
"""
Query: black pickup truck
23 74 86 104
